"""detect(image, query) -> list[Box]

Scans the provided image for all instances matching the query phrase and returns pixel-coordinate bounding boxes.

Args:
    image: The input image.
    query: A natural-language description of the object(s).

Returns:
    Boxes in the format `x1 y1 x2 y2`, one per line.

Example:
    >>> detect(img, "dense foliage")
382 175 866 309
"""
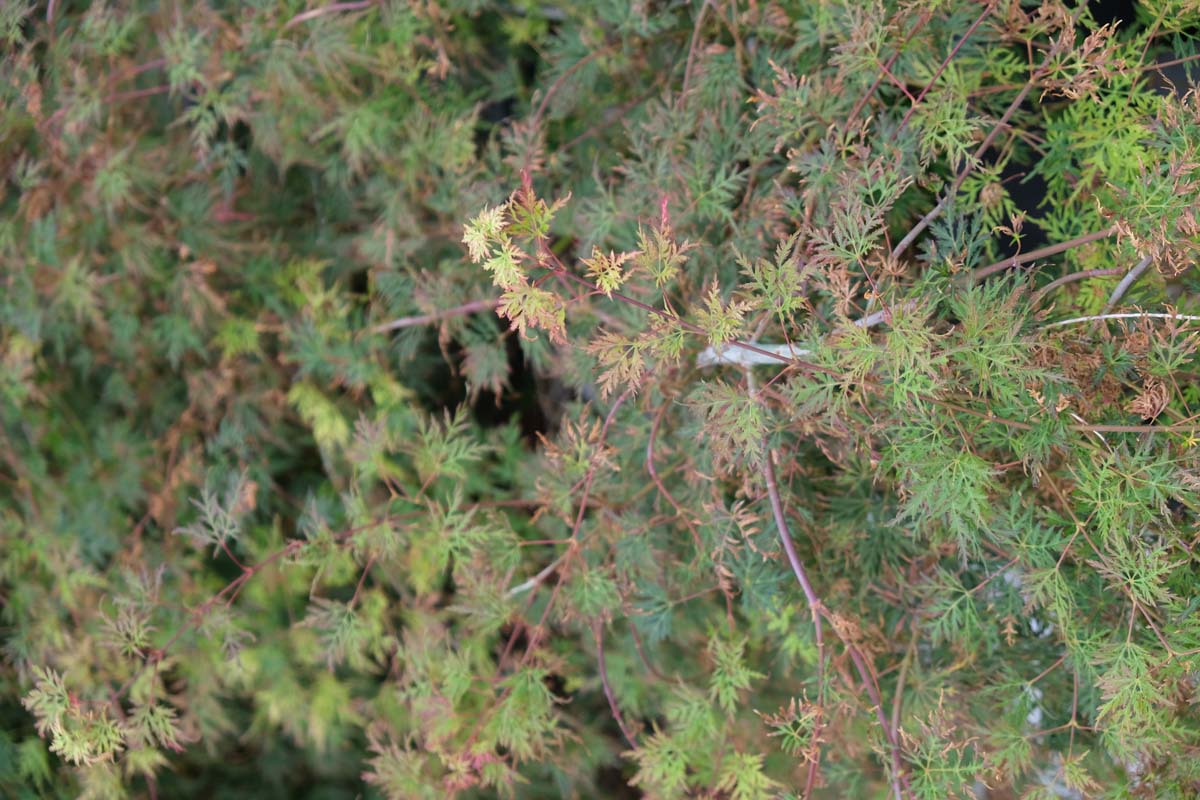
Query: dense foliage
4 0 1200 797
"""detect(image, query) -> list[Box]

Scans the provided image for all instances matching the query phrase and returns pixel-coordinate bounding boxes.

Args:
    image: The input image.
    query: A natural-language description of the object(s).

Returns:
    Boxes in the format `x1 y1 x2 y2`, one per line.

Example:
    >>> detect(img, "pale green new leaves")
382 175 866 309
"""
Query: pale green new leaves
708 634 765 717
690 381 767 470
628 730 689 799
463 205 506 264
288 383 351 450
633 224 691 288
485 667 561 761
22 668 124 766
582 248 632 297
129 702 183 752
483 241 525 290
465 205 528 291
717 752 780 800
497 283 566 343
739 233 805 321
696 281 752 350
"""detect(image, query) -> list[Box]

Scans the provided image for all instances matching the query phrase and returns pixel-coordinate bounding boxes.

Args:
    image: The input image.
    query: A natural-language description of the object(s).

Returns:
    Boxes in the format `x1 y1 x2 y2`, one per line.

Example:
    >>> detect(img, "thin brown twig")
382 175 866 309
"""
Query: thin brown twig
1142 51 1200 72
373 298 498 333
1031 267 1127 305
844 10 934 133
897 2 996 134
594 621 639 749
42 85 171 132
762 445 906 800
349 553 377 609
628 622 667 681
283 0 378 31
1101 254 1154 315
679 0 713 104
647 399 737 629
647 402 705 555
970 227 1116 282
890 629 918 740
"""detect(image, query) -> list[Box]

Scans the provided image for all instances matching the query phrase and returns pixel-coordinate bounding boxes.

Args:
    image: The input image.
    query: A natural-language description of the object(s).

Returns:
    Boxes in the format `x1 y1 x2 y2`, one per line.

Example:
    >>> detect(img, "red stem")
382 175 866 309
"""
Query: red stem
897 3 997 135
762 445 906 800
594 622 639 749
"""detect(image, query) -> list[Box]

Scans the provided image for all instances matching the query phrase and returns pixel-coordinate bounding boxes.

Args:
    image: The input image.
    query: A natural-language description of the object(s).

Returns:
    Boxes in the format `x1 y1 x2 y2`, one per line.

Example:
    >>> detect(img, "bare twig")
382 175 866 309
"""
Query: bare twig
761 444 829 798
349 553 377 609
679 0 713 104
1101 254 1154 315
646 402 705 554
697 342 812 367
284 0 377 31
531 46 612 130
844 10 933 133
969 227 1116 282
1044 311 1200 328
594 622 639 749
897 3 996 135
1141 51 1200 72
1031 267 1127 305
762 444 906 800
373 298 498 333
890 630 918 742
507 551 569 597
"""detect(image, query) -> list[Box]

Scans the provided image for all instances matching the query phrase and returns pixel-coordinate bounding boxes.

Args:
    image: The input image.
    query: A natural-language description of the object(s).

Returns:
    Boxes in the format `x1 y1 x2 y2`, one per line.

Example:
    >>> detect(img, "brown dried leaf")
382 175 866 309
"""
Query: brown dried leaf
1127 377 1169 420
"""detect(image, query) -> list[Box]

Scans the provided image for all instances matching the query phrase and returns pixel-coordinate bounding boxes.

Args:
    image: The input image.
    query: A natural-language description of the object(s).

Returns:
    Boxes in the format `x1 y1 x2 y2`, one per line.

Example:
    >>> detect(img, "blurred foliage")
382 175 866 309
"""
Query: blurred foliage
3 1 1200 798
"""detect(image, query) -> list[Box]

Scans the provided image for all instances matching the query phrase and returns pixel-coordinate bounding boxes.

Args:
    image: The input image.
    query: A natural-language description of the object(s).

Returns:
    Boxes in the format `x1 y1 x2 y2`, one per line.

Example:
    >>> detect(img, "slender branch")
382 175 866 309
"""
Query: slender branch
892 38 1070 263
890 630 918 741
897 3 996 134
646 402 705 556
761 445 829 798
646 400 738 623
594 622 639 749
969 227 1116 282
848 229 1119 330
284 0 377 30
1031 267 1127 305
531 46 612 131
762 444 906 800
349 553 377 609
507 390 633 598
373 298 497 333
1101 254 1154 315
844 10 933 133
1142 51 1200 72
507 551 569 597
628 622 667 681
679 0 713 103
1044 311 1200 328
698 342 813 368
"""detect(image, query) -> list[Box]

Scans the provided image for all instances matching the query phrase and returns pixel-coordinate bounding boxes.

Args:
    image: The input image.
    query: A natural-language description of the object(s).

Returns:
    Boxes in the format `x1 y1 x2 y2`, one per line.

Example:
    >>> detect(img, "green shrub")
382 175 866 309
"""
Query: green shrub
3 1 1200 798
